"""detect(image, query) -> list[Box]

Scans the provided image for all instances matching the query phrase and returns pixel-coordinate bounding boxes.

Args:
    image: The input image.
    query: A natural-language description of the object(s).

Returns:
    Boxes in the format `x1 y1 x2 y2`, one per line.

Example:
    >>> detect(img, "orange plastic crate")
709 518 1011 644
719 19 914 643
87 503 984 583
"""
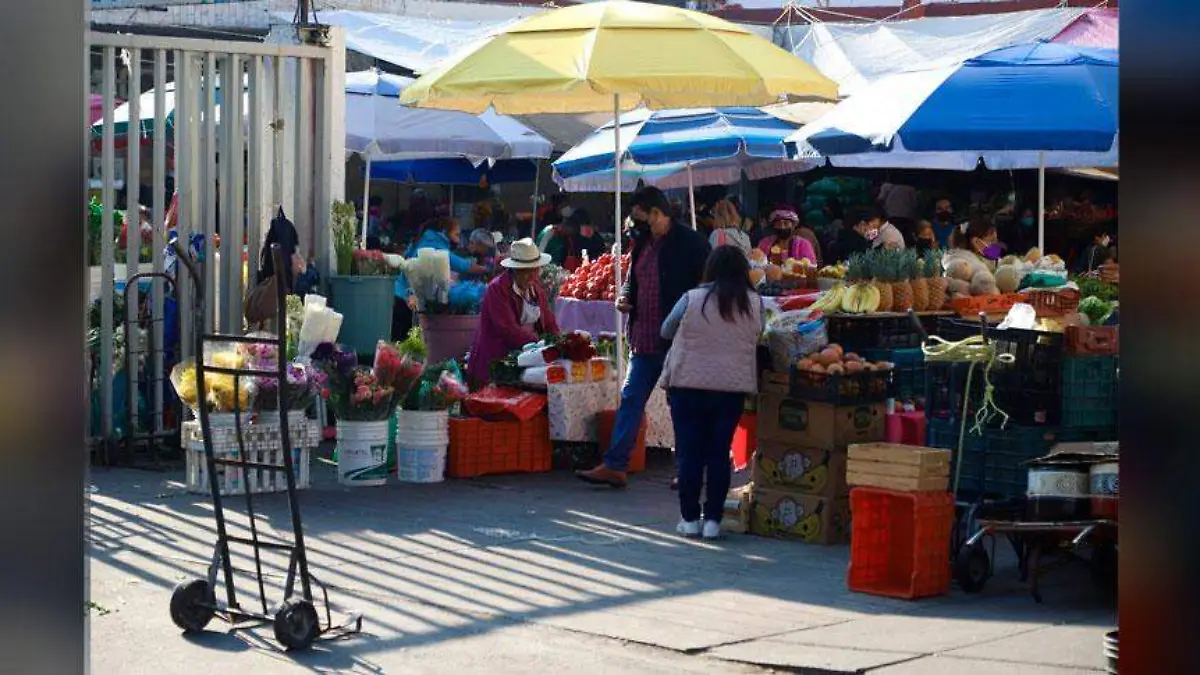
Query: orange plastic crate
596 409 646 473
949 293 1019 317
731 413 756 471
447 414 552 478
1025 288 1081 318
847 487 954 600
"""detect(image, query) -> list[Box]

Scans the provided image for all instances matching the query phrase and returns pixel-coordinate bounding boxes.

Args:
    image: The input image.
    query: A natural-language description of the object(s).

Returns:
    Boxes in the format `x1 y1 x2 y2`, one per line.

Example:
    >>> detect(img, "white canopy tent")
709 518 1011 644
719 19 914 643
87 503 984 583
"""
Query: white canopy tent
775 7 1088 96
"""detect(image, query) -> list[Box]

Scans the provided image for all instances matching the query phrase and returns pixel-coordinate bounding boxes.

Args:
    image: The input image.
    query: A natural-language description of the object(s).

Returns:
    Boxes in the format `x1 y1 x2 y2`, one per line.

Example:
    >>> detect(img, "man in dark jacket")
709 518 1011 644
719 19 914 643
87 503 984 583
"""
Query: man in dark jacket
577 186 711 488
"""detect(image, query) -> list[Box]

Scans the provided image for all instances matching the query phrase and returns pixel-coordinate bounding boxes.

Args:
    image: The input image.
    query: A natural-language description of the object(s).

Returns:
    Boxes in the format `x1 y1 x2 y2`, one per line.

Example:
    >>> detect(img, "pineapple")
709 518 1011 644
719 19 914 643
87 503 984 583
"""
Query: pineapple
890 249 915 312
840 252 881 313
924 249 948 311
869 248 894 313
910 251 929 312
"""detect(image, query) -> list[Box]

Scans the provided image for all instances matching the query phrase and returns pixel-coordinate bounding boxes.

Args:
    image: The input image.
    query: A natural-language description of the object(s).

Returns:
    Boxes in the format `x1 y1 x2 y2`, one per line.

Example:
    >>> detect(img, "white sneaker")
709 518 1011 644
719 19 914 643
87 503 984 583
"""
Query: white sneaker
702 520 722 540
676 519 701 537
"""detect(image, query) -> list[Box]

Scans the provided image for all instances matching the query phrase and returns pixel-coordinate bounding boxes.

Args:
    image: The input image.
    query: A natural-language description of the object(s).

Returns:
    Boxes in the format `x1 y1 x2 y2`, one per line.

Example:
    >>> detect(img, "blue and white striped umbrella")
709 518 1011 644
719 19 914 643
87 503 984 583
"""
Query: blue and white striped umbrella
553 107 818 194
786 42 1119 171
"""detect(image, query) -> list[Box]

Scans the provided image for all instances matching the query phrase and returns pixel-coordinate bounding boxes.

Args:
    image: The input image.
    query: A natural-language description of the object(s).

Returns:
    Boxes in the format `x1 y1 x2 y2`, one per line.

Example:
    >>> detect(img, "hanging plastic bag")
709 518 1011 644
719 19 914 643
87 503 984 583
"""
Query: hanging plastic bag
764 310 827 373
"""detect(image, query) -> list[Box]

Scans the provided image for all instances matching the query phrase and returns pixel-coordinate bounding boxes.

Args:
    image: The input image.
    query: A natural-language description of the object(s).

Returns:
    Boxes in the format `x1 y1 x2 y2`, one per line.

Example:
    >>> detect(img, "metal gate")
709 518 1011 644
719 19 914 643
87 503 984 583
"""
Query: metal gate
87 25 345 462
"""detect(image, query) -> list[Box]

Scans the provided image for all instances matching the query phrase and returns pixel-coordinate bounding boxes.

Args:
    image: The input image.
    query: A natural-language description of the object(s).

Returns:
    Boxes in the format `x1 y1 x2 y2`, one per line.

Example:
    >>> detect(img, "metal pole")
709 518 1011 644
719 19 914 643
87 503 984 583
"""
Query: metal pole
298 0 310 24
361 153 371 249
531 161 540 239
1037 151 1045 252
613 93 625 389
687 163 697 230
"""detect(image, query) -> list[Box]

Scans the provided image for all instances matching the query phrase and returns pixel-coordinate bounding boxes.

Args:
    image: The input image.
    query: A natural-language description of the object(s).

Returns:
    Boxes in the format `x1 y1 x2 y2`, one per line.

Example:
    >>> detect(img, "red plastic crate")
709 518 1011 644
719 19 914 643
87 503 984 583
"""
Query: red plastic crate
847 487 955 600
447 414 552 478
731 413 756 472
597 409 646 473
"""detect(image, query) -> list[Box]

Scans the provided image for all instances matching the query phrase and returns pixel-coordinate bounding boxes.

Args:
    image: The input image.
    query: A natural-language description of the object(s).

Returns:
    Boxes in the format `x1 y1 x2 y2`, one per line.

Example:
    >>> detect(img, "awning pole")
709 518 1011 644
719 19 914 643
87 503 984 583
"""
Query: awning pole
613 93 625 392
687 163 697 230
360 153 371 249
531 161 540 239
1037 151 1046 252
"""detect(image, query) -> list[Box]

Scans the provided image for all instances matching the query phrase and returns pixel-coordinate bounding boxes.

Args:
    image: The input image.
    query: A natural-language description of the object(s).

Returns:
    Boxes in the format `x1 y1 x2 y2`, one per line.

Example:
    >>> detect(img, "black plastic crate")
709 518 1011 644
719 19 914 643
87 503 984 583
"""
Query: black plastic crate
789 366 891 404
827 313 942 351
1061 356 1118 429
863 347 925 402
928 419 1058 500
924 361 986 422
1057 426 1118 443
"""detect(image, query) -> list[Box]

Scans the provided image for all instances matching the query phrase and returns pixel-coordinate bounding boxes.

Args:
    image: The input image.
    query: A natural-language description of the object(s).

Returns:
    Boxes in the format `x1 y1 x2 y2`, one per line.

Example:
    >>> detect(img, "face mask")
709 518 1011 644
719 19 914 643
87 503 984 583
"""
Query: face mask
864 228 880 242
981 243 1003 260
1020 217 1035 228
916 238 934 251
1100 236 1111 247
936 211 952 220
774 228 792 239
580 226 594 238
631 218 650 237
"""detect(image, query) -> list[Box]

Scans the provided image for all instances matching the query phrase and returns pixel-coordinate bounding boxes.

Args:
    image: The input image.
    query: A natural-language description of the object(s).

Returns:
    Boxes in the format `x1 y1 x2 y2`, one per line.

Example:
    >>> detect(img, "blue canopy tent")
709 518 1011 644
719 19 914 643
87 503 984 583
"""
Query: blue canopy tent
786 42 1118 250
365 157 538 186
553 107 818 227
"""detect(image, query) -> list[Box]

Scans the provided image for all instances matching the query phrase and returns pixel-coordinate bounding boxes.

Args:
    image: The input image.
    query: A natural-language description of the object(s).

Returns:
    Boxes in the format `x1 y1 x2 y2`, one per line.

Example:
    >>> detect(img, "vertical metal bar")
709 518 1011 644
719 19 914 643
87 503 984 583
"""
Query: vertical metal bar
222 54 245 334
247 55 265 286
101 46 117 439
294 58 314 260
176 50 195 363
152 49 168 432
203 52 218 331
1037 151 1046 253
126 48 142 442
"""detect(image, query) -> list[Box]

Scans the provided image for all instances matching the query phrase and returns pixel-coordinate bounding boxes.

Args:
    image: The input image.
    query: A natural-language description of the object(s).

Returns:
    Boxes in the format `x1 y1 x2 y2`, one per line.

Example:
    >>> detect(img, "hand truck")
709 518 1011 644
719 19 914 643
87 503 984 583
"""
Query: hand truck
167 241 361 650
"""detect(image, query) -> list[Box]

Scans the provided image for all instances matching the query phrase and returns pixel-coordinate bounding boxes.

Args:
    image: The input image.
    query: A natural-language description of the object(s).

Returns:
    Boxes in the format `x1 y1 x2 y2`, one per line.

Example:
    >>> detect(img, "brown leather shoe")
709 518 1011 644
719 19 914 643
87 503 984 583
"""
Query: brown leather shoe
575 464 628 488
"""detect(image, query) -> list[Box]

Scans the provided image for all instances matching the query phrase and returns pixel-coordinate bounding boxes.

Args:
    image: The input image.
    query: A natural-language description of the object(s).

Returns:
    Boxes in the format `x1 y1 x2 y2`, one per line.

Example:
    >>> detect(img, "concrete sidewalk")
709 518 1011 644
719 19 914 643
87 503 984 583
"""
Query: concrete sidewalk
88 450 1114 674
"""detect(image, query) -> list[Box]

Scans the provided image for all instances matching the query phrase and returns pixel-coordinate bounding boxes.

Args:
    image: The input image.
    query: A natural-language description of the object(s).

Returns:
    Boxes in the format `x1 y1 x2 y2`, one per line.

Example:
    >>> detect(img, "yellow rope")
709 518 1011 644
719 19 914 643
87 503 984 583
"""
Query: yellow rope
922 334 1016 495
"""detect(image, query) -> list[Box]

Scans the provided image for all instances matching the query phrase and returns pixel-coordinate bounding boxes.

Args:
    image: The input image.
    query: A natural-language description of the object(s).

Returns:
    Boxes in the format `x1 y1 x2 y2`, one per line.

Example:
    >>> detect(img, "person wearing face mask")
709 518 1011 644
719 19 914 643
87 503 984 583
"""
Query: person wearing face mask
930 199 958 249
943 216 1002 281
393 217 487 339
867 207 907 251
571 208 607 260
913 220 939 255
834 209 873 261
757 208 818 265
1076 227 1114 275
577 186 711 489
467 238 561 387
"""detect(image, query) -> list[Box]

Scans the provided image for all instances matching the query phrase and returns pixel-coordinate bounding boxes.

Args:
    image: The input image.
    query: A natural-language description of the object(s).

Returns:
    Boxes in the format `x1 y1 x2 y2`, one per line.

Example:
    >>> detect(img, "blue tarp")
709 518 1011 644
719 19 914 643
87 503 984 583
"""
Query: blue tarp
367 158 538 185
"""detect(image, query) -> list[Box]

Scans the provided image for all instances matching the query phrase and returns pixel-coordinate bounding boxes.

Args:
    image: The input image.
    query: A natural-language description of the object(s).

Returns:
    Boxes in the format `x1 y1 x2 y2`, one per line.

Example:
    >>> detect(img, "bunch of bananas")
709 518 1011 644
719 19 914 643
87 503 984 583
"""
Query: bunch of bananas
811 284 846 312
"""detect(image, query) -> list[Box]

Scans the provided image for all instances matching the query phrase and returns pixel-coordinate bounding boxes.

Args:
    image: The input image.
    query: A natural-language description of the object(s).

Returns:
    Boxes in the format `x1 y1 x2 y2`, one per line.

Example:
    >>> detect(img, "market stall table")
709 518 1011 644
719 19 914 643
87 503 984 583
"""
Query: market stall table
554 297 624 337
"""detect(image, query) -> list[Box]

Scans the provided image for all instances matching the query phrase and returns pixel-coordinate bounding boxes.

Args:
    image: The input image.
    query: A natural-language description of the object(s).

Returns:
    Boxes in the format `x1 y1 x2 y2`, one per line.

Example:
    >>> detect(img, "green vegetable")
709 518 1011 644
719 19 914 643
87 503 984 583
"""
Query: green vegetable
1074 276 1118 303
1078 296 1115 326
397 326 428 362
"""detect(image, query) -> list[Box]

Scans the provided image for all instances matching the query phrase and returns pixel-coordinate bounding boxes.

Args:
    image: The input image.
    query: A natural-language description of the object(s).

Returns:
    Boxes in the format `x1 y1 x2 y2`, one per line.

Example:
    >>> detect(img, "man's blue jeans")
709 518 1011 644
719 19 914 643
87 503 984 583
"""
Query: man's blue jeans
602 353 665 472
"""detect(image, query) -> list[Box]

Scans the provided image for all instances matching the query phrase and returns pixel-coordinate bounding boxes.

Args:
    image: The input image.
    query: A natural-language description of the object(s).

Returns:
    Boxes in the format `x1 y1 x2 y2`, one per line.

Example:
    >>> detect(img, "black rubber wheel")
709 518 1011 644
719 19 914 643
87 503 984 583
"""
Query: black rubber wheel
955 543 991 593
1091 541 1118 596
169 579 215 634
274 598 320 651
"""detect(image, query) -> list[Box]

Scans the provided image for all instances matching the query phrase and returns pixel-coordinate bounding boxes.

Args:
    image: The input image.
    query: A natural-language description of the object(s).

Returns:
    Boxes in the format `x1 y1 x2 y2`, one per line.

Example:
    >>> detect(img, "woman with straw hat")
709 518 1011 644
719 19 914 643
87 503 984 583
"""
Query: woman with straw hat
466 238 562 386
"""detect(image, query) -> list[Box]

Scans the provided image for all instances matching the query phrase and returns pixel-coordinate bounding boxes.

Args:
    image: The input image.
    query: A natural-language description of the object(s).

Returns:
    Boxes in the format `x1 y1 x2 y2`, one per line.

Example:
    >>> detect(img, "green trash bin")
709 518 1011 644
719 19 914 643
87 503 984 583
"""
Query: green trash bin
328 275 396 358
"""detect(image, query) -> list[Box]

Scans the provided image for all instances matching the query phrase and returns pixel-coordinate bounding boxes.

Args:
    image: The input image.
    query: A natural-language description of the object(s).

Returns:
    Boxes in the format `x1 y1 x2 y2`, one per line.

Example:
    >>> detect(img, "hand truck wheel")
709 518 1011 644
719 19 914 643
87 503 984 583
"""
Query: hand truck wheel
274 598 320 651
954 542 991 593
169 579 215 633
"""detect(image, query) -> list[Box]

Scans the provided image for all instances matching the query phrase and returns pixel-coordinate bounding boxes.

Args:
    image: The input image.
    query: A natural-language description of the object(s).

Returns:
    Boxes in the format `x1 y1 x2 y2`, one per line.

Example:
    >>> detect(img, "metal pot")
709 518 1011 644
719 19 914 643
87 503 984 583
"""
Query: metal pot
1090 462 1119 519
1027 462 1089 520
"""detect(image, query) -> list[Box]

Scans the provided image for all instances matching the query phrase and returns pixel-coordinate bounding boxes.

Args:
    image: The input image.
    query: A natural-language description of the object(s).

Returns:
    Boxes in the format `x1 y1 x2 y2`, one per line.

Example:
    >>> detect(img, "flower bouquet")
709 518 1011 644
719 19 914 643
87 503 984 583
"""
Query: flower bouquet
295 294 343 362
312 341 427 422
404 248 452 311
404 359 469 412
352 248 393 276
373 339 426 400
170 356 256 416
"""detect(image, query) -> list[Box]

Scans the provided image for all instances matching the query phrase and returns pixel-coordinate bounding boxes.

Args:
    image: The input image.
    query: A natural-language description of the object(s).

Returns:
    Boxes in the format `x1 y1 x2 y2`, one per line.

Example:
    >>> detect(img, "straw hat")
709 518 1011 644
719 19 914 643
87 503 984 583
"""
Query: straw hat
501 238 551 269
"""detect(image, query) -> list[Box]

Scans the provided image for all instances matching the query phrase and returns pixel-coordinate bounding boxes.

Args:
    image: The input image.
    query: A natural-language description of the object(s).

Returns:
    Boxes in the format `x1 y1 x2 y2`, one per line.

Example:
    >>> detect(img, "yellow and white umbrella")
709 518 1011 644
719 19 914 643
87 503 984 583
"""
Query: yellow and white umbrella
400 0 837 380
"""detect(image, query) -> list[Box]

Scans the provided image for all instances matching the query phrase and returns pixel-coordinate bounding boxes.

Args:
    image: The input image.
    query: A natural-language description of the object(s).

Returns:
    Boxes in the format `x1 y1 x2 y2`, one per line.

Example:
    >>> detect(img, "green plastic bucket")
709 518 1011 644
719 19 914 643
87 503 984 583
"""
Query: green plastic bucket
328 275 396 357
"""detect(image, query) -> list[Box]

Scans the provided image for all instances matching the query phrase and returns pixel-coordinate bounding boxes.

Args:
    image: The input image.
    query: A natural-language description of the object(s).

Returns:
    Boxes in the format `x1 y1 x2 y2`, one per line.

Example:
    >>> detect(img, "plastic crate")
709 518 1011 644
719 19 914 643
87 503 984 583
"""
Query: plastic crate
863 347 925 402
923 361 986 423
928 420 1058 499
934 319 1065 425
848 487 955 600
1057 426 1118 443
1061 356 1118 429
827 313 943 351
1065 325 1119 356
790 366 892 404
1024 288 1081 318
446 415 552 479
949 293 1019 317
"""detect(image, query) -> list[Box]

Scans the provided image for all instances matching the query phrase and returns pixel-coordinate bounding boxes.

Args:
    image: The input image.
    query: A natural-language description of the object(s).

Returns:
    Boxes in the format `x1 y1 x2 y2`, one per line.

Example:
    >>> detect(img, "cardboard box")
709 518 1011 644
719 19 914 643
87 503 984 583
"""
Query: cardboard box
749 487 850 545
760 371 791 396
722 484 753 534
847 443 951 492
757 393 886 450
752 442 847 497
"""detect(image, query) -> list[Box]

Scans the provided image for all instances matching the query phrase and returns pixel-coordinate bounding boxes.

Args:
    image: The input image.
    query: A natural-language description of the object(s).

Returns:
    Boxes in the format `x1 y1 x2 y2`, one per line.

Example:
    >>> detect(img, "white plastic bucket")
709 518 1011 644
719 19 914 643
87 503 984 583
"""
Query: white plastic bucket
337 420 390 487
395 410 449 483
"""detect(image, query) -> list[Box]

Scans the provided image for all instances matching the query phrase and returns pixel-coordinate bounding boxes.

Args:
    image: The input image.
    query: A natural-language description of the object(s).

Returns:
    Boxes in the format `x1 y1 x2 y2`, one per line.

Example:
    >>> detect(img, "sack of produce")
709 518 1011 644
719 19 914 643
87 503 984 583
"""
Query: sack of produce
764 310 827 373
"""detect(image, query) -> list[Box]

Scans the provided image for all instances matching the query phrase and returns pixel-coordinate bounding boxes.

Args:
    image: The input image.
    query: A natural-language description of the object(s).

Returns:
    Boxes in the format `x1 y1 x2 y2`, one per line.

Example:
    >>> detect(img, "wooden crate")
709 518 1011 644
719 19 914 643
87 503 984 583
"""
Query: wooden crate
847 443 950 493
